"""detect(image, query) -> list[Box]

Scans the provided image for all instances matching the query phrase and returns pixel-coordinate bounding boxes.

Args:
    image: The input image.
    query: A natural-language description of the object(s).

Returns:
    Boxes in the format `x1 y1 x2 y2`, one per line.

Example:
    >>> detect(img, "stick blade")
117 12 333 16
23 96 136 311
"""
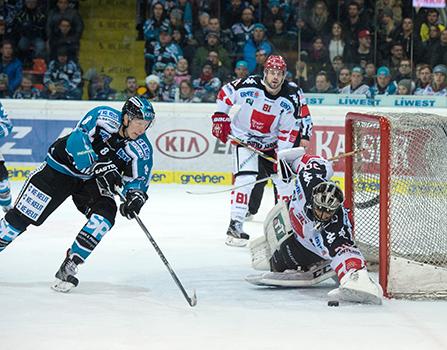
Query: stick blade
188 289 197 307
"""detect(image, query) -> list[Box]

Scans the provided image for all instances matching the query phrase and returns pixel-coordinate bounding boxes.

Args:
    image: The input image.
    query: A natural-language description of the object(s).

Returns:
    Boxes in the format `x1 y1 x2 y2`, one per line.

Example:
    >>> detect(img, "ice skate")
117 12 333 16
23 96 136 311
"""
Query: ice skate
226 219 250 247
328 268 383 305
51 252 80 293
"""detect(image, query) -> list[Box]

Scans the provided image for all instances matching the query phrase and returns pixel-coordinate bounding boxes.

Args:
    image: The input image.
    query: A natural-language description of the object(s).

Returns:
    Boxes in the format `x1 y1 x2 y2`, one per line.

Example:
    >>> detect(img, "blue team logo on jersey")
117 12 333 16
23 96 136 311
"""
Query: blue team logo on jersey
280 101 292 111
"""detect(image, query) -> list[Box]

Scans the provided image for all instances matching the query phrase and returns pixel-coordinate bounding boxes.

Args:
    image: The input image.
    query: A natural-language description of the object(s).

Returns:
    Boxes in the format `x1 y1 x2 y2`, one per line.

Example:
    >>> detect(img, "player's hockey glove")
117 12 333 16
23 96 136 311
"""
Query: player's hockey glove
93 160 122 194
120 190 148 219
211 112 231 143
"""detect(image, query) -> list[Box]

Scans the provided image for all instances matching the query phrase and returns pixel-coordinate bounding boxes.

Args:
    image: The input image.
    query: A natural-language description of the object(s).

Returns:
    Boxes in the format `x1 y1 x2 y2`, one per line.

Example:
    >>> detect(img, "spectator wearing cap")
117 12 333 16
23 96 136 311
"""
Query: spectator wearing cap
12 0 47 61
43 47 82 100
192 31 231 78
310 71 336 93
0 40 22 94
343 29 374 68
114 76 138 101
160 63 178 102
430 29 447 68
47 0 84 53
414 64 432 95
231 7 255 60
340 66 370 95
422 64 447 96
233 60 249 80
369 66 397 98
192 61 221 102
143 2 170 45
243 23 272 73
208 17 233 53
13 73 42 99
144 26 183 76
140 74 161 101
397 79 414 95
419 9 445 43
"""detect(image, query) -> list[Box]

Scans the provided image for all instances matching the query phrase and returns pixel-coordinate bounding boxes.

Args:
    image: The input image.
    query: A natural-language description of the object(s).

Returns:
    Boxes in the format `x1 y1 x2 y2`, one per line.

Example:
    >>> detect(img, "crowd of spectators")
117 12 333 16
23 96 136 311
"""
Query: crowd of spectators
134 0 446 100
0 0 446 101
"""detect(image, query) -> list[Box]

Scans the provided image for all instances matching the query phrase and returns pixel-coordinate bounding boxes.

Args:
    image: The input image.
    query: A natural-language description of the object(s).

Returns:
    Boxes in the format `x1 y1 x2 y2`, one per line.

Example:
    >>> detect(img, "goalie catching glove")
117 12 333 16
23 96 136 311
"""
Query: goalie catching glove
211 112 231 143
120 190 148 219
92 160 122 194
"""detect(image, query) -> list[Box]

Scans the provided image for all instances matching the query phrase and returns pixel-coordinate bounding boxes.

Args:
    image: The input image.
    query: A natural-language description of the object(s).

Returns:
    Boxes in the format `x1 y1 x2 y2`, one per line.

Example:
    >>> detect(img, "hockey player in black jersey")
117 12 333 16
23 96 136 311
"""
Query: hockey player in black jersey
0 97 155 292
211 55 312 247
247 148 383 304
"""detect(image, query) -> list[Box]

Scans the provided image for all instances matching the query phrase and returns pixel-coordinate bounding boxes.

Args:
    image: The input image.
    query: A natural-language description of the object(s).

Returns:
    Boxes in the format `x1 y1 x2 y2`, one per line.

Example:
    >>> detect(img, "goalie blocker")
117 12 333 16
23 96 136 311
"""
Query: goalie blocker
246 148 383 305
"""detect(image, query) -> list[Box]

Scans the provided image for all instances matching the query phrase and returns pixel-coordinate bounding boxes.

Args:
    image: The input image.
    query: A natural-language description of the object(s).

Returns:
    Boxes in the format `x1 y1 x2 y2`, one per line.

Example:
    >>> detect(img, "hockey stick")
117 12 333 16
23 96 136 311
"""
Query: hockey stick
187 148 365 195
117 191 197 307
228 135 278 164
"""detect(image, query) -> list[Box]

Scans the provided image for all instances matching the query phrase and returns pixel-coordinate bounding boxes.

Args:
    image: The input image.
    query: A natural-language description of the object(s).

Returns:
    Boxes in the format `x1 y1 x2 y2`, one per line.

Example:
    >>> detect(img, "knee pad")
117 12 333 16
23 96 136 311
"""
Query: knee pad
88 197 117 227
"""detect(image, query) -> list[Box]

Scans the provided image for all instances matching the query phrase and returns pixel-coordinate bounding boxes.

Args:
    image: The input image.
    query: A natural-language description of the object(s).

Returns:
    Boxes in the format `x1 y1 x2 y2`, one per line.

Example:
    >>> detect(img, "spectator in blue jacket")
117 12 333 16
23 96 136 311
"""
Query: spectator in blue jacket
369 66 397 97
0 40 22 94
243 23 272 73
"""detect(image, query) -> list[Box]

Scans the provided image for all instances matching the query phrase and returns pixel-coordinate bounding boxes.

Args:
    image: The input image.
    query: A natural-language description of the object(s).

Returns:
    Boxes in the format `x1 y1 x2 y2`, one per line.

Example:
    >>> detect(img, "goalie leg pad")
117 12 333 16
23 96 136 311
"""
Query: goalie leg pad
249 235 271 271
246 260 335 287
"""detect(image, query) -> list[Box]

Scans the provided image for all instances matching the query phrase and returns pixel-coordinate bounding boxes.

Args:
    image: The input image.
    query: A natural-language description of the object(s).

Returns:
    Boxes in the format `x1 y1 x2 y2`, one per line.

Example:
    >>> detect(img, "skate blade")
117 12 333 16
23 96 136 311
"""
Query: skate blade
51 279 76 293
225 235 248 247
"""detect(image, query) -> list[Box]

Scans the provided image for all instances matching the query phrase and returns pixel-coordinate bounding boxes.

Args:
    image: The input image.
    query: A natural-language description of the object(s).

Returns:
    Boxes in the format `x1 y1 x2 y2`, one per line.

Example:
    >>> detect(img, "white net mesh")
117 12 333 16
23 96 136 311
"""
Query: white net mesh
349 112 447 297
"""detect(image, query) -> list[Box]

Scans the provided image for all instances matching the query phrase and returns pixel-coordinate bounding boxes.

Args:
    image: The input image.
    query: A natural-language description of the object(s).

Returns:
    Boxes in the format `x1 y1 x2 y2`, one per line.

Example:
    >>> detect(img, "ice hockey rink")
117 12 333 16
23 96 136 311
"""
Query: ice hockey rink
1 182 446 350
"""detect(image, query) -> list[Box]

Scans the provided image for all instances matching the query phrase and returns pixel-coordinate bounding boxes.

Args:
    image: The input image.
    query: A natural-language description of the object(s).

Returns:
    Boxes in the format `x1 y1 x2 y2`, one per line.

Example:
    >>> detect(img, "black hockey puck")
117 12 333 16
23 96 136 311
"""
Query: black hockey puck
328 300 339 307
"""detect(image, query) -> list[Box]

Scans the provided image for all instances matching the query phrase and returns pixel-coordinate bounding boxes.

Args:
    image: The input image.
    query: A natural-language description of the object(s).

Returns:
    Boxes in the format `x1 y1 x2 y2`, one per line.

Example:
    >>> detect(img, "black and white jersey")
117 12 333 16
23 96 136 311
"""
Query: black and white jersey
216 76 312 151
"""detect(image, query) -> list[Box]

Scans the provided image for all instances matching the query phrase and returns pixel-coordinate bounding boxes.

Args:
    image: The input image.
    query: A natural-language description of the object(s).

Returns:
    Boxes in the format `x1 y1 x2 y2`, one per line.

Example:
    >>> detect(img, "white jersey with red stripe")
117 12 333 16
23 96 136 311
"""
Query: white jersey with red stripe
216 76 312 151
288 154 366 281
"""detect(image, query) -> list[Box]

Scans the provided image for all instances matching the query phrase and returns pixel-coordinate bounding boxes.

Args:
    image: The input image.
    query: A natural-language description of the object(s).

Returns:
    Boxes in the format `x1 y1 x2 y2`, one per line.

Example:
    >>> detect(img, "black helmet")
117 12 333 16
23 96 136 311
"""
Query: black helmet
122 96 155 123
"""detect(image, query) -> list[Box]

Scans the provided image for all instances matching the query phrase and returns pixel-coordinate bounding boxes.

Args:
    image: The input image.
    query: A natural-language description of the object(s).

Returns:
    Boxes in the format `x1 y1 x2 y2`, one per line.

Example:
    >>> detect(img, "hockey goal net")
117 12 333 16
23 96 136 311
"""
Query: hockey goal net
345 112 447 299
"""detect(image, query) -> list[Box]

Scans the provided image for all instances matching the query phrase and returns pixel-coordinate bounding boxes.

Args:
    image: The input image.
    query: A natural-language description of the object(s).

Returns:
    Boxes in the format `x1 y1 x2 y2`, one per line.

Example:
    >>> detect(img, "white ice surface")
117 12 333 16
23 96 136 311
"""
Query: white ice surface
1 183 446 350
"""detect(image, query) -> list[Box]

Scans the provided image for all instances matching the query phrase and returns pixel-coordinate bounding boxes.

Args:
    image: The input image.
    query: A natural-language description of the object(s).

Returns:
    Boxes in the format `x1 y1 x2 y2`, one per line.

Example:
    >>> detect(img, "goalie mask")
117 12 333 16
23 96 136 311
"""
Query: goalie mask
311 182 344 224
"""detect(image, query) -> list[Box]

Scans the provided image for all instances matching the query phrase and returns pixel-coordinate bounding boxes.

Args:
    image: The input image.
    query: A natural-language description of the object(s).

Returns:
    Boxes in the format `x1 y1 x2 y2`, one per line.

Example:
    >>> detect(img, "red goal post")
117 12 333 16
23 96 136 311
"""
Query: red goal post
345 112 447 299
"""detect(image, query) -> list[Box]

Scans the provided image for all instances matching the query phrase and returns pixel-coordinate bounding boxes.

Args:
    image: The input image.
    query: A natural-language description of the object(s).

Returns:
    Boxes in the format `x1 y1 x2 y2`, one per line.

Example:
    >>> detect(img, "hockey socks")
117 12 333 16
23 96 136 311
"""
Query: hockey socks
0 218 22 252
0 179 12 212
70 214 112 262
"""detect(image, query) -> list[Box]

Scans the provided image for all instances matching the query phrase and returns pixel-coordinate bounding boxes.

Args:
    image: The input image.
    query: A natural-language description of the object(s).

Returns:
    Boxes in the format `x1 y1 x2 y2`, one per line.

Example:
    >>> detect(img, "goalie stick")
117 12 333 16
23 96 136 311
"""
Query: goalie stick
187 148 366 195
117 191 197 307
